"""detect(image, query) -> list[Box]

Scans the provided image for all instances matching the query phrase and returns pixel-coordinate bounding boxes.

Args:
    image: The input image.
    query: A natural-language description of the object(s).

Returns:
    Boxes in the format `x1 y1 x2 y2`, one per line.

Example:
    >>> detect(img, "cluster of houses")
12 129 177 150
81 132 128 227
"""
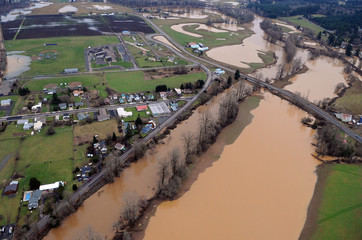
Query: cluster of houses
88 45 118 66
187 42 209 54
4 180 64 210
17 118 45 131
107 93 155 104
335 113 362 125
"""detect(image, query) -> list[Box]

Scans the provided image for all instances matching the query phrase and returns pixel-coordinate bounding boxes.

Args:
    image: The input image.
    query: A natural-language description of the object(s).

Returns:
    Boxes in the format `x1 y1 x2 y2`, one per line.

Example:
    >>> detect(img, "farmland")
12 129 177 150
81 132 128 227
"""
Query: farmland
334 80 362 116
279 16 324 35
106 71 206 93
0 124 74 225
2 14 154 40
5 36 119 76
73 119 120 144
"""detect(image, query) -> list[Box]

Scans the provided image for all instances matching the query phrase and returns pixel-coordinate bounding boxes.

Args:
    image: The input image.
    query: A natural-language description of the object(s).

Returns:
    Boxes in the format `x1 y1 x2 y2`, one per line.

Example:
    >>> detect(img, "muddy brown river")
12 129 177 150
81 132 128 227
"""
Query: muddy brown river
45 88 319 240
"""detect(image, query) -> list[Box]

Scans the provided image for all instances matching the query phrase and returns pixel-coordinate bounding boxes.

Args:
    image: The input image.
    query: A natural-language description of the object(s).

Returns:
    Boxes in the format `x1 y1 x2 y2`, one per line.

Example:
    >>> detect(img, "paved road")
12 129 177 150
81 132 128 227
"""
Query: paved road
142 16 361 144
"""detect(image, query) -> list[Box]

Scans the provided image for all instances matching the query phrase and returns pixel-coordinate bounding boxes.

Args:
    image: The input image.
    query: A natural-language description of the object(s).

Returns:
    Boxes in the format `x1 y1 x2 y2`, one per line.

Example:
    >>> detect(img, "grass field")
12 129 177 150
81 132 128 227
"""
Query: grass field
23 74 103 91
5 36 119 77
73 119 119 142
123 107 150 122
334 80 362 115
106 71 206 93
279 16 324 35
17 126 73 185
311 164 362 240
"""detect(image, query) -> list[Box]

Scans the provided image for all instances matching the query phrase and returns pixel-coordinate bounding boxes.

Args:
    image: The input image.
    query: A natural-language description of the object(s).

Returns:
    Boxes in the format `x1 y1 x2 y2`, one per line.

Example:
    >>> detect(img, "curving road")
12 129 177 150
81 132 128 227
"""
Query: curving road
142 16 361 144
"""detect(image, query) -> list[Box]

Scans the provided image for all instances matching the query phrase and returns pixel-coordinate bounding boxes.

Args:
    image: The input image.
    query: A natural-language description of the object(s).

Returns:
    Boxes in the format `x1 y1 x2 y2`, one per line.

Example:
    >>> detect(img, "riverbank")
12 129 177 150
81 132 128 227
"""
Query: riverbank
300 164 362 240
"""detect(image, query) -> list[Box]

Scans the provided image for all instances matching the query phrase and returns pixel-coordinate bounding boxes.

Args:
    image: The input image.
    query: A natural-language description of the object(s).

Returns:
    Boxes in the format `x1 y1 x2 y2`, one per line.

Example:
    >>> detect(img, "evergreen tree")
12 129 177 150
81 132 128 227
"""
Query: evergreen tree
345 44 353 56
234 70 241 80
317 31 322 40
112 132 117 141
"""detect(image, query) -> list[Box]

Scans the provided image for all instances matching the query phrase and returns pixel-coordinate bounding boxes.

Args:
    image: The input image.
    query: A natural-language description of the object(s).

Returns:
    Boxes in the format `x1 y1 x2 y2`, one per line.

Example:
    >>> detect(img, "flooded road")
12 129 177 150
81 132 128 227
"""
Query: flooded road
285 57 347 102
143 93 318 240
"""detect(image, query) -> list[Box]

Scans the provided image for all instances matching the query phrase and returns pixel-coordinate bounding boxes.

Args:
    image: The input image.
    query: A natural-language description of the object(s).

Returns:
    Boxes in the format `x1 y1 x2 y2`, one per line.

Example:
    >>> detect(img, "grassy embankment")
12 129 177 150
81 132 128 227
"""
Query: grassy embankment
106 71 206 93
302 164 362 240
279 16 324 35
334 80 362 116
0 124 74 225
5 36 119 77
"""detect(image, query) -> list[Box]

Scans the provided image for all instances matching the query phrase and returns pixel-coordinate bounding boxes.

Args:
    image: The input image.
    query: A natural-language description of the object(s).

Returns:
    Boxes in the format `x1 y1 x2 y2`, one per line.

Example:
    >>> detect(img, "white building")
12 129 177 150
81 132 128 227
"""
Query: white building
117 107 133 118
39 181 64 191
0 99 11 107
33 121 43 131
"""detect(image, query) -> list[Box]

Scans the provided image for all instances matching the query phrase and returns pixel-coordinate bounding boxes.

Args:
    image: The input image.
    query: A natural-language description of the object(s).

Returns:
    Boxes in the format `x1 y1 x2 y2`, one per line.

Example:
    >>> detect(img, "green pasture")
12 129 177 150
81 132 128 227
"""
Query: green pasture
279 16 324 35
311 164 362 240
106 71 206 93
5 36 119 77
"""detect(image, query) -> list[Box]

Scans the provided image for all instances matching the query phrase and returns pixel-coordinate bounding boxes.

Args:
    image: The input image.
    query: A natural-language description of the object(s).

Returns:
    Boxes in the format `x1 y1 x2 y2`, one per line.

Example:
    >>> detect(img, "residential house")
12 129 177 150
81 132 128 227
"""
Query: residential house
17 119 29 125
64 68 78 74
4 181 18 195
77 113 88 120
159 92 167 99
34 121 43 131
28 190 42 209
103 98 111 105
59 103 67 110
63 113 70 121
115 143 125 151
174 88 182 95
73 90 84 97
31 102 42 113
136 105 148 111
100 141 107 154
75 102 84 107
214 68 225 75
0 99 11 107
98 109 110 121
335 113 352 122
23 123 34 130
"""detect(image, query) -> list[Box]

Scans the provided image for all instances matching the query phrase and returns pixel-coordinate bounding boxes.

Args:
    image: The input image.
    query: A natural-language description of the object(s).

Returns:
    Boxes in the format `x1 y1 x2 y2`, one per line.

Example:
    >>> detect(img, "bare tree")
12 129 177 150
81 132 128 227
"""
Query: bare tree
170 148 182 176
158 159 169 187
73 226 103 240
218 91 239 128
275 64 286 80
291 57 302 74
196 111 218 153
235 80 251 101
133 142 147 160
334 82 346 94
181 131 194 164
120 193 145 225
284 35 297 63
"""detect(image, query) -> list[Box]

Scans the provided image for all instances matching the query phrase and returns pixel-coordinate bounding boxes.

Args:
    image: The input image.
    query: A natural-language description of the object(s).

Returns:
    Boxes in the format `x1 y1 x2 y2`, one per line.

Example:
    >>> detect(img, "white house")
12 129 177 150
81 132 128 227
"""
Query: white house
117 107 133 118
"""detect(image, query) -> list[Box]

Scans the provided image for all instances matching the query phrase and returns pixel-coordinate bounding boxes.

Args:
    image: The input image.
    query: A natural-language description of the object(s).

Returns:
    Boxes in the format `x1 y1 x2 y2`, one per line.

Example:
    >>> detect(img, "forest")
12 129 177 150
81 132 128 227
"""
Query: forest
248 0 362 37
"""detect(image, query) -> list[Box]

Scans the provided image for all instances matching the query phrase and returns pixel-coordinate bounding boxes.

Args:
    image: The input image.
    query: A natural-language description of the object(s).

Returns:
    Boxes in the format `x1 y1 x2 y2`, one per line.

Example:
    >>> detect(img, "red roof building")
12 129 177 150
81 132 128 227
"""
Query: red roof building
136 105 148 111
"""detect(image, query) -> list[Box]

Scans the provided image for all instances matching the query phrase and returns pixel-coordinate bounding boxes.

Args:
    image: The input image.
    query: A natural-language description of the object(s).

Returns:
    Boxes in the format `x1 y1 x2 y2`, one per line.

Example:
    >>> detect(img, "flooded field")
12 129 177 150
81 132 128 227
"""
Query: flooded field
4 52 31 79
0 2 52 22
143 93 319 240
206 17 275 68
285 57 347 102
2 15 154 40
153 36 180 52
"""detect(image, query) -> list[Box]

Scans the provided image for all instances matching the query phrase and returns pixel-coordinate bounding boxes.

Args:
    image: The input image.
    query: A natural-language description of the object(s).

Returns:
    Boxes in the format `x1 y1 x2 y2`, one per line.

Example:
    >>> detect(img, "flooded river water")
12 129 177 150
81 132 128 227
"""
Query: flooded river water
142 93 319 240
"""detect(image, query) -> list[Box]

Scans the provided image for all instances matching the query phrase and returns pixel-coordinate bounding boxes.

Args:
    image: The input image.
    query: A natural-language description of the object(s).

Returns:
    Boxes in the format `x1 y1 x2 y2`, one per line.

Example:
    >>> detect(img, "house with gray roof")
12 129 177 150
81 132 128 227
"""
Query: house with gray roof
28 190 42 209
